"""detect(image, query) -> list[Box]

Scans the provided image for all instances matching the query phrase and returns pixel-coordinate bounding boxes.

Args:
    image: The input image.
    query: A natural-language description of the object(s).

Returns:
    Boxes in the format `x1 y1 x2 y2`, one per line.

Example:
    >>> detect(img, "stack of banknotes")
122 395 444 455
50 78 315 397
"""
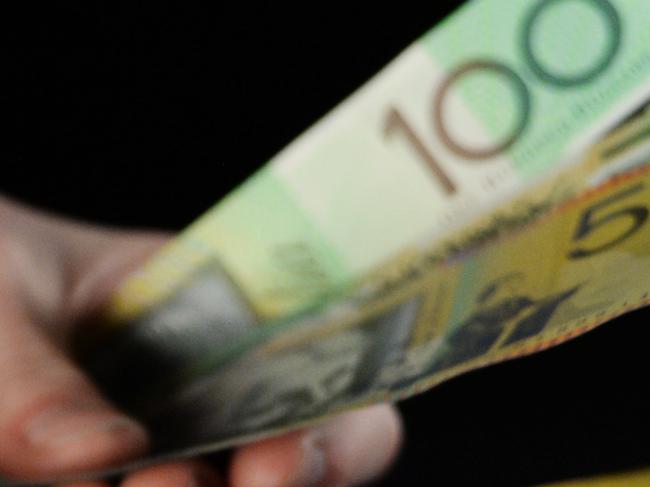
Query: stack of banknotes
8 0 650 485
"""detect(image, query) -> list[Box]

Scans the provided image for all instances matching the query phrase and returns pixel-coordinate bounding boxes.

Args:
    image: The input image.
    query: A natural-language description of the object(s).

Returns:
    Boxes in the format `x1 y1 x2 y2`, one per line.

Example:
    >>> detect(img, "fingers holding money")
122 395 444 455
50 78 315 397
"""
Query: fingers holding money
230 404 403 487
0 198 405 486
0 292 217 487
0 290 148 480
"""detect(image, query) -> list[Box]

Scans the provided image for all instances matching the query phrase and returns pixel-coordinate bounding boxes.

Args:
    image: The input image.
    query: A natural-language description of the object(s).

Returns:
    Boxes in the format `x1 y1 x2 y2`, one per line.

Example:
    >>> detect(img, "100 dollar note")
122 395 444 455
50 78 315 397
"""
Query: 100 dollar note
9 0 650 485
102 0 650 323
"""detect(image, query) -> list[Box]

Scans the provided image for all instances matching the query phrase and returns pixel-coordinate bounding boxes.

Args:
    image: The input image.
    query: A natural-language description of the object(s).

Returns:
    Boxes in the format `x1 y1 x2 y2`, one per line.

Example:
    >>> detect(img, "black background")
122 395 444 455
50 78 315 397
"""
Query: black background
3 2 650 486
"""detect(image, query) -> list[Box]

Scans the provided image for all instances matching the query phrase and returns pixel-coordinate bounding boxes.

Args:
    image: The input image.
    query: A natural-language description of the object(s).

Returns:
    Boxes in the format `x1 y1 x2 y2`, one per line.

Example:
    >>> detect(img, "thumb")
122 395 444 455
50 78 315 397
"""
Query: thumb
0 290 148 481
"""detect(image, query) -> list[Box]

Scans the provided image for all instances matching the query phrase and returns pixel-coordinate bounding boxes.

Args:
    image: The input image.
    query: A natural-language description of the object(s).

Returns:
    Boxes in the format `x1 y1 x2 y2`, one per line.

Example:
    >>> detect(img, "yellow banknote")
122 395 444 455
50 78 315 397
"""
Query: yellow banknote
251 163 650 416
543 468 650 487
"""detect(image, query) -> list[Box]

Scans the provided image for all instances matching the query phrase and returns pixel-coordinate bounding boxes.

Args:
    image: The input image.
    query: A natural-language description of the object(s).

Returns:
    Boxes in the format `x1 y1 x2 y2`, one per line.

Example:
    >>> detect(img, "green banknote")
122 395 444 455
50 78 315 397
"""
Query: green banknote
7 1 650 485
102 0 650 323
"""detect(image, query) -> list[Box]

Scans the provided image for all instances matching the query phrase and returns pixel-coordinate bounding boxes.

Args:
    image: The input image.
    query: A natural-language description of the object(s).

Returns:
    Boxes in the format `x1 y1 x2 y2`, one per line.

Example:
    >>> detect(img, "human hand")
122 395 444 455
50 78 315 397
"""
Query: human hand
0 196 402 487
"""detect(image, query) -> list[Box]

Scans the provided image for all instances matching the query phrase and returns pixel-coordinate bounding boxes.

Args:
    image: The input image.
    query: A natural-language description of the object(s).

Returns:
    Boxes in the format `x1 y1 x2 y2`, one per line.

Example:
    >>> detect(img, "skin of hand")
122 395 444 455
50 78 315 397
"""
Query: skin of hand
0 196 402 487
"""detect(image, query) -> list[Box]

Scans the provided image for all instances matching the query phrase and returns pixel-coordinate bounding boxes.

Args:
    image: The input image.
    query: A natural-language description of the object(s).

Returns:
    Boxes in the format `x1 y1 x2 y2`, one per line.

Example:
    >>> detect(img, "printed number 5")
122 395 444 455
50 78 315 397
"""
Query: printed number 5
568 183 649 259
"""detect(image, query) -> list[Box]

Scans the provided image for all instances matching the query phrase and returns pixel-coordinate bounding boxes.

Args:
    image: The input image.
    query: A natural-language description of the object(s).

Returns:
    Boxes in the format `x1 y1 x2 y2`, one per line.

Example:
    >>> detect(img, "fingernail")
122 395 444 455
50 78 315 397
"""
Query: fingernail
288 433 328 487
25 405 146 450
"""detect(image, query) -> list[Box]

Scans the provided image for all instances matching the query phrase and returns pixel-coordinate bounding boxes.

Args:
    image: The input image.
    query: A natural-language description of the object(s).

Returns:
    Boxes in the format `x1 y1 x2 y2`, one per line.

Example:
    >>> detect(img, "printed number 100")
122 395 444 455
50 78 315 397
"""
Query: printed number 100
383 0 621 195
